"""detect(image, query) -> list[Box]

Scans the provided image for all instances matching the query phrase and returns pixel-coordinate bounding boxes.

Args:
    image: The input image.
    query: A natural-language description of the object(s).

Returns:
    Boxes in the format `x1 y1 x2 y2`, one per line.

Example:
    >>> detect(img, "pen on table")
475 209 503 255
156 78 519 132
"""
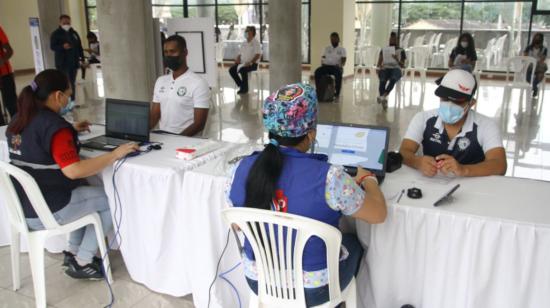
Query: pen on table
396 189 405 203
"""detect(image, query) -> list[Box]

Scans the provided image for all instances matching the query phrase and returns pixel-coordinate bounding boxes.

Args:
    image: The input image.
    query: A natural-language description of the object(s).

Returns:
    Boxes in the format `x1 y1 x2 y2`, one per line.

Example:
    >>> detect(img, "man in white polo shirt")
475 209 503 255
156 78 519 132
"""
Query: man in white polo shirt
400 69 507 177
229 26 261 94
314 32 347 98
150 35 210 136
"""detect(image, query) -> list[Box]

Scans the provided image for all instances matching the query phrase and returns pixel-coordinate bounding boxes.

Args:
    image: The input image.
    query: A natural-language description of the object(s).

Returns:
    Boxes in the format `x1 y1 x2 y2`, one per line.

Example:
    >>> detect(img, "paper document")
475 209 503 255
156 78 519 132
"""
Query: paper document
382 46 396 64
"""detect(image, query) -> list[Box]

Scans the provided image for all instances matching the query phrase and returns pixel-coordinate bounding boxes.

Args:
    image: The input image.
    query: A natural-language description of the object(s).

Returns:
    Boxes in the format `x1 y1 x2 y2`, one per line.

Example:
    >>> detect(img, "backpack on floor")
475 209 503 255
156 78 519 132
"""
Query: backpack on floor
317 75 335 102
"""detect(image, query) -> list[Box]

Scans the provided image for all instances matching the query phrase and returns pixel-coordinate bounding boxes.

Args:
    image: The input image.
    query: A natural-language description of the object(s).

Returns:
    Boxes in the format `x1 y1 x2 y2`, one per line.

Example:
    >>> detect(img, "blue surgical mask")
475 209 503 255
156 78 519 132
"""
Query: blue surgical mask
59 99 75 116
438 101 468 124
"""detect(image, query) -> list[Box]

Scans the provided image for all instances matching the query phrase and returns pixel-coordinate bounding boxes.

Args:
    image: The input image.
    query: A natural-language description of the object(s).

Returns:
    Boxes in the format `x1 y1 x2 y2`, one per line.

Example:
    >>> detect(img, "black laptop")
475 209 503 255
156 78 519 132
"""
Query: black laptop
313 122 390 184
82 99 150 151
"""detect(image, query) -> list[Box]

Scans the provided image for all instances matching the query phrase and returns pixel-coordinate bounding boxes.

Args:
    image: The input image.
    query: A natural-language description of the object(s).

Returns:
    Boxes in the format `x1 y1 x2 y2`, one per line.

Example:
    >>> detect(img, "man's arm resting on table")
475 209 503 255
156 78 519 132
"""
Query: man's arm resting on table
180 108 209 136
150 102 161 129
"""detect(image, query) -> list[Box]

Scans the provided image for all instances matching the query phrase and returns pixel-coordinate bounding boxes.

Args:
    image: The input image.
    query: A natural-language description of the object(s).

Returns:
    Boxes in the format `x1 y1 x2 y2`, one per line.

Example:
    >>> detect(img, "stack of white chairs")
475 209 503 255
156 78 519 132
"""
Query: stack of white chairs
354 45 381 89
401 32 411 50
479 38 497 70
503 56 537 115
493 34 508 67
431 37 457 68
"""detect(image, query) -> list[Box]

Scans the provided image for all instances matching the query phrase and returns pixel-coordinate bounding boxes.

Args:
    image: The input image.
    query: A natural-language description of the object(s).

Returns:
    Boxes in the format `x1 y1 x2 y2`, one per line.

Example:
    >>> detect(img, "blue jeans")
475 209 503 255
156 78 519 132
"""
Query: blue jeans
246 234 364 307
378 68 402 96
26 186 113 263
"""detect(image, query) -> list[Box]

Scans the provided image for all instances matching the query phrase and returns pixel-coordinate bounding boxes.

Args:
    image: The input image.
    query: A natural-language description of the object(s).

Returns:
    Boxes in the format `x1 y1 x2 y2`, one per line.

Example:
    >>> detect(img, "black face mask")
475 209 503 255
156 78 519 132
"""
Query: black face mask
331 42 338 48
164 55 183 71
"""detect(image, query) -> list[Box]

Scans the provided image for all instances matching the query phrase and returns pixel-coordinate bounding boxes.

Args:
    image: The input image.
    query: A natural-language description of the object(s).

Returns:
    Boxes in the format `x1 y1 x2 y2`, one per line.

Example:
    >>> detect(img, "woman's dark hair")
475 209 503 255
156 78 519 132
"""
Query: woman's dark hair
456 32 476 58
531 32 544 47
245 26 256 36
7 69 70 134
244 132 308 210
87 31 97 40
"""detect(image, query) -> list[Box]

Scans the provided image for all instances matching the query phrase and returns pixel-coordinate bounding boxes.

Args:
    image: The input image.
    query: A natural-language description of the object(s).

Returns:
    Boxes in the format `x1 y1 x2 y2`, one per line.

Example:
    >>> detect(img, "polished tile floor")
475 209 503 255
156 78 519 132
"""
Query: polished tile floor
2 68 548 307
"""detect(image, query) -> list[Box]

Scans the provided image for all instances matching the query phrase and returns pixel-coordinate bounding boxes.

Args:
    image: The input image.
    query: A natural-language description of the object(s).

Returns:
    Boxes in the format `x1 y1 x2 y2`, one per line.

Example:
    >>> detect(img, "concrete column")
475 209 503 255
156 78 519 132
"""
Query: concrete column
36 0 65 69
96 0 156 101
310 0 355 77
371 4 393 49
268 0 302 92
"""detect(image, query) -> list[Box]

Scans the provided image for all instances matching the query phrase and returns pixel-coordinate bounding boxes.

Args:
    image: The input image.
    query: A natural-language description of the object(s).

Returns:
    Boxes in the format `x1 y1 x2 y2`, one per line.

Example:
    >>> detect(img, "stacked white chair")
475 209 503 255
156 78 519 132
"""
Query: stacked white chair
503 56 537 115
493 34 508 67
222 207 357 308
0 161 113 308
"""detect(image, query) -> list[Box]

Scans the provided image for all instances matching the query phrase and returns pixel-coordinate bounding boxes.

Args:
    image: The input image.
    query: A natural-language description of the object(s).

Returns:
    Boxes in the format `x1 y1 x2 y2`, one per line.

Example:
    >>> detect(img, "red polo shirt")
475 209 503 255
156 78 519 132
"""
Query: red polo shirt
0 26 13 77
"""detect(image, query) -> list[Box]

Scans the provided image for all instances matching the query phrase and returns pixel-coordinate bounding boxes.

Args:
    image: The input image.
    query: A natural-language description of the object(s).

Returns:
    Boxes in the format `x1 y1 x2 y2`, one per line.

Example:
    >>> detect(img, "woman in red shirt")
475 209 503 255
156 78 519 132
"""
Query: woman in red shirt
6 69 137 279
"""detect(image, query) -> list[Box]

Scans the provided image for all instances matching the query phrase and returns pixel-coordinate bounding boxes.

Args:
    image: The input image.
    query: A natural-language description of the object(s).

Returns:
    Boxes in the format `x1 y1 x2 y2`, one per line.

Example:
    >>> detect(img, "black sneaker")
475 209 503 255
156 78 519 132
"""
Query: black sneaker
61 251 75 268
65 257 105 280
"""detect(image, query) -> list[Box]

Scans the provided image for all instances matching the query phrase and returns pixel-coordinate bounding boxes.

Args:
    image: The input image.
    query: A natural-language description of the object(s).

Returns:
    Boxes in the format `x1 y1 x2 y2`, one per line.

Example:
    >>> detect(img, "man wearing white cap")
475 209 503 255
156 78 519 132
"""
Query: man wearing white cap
399 70 507 177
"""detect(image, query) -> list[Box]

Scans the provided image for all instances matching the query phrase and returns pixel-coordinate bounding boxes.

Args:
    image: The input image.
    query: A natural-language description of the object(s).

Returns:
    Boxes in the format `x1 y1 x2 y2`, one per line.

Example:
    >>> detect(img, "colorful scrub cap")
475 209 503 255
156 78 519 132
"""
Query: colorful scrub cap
262 83 318 138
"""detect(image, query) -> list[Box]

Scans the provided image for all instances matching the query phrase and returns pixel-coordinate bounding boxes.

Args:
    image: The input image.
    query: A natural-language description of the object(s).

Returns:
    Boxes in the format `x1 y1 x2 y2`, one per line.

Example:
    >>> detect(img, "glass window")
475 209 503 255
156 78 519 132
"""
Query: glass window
152 0 183 4
87 8 98 32
400 2 462 69
218 5 261 60
531 15 550 51
463 2 532 71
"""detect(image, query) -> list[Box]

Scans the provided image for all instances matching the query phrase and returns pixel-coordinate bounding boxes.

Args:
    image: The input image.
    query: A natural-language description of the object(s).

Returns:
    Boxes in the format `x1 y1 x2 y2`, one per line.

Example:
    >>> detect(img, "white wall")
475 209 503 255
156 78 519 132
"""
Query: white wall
0 0 39 71
0 0 87 72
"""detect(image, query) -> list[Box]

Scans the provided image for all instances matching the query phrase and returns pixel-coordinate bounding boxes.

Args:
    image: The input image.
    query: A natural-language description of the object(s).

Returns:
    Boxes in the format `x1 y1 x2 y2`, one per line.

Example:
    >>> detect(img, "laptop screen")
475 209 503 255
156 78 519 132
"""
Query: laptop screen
314 123 390 175
106 99 150 142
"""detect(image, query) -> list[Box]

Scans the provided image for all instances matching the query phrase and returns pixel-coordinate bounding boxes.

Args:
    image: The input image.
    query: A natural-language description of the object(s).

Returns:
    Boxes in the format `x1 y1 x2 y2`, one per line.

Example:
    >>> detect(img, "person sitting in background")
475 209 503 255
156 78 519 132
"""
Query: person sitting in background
523 33 548 99
5 69 137 279
150 35 210 136
448 33 477 72
228 26 261 94
376 32 406 109
314 32 347 98
80 32 100 80
228 83 387 307
400 69 506 177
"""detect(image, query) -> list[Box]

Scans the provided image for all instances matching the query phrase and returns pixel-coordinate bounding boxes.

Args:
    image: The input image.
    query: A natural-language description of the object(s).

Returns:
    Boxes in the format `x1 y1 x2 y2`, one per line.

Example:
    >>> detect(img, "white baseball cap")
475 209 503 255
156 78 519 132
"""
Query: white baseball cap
435 69 477 102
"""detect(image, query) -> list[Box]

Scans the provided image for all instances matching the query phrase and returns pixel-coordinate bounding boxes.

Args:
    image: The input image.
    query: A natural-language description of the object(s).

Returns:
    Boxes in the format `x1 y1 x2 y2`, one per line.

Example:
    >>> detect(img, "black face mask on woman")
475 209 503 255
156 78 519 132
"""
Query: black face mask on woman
164 55 183 71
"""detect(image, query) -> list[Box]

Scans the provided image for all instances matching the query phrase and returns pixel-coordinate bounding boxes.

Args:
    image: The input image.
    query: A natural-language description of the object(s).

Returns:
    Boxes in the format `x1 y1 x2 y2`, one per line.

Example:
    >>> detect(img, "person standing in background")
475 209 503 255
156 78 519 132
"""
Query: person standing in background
0 25 17 125
50 15 84 101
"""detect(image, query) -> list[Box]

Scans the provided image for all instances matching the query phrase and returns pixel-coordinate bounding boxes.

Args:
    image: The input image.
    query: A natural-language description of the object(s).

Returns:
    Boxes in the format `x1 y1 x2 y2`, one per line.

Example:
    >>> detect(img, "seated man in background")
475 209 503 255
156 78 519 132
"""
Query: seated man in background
228 26 261 95
376 32 406 109
150 35 210 136
523 32 548 99
314 32 347 98
400 69 507 177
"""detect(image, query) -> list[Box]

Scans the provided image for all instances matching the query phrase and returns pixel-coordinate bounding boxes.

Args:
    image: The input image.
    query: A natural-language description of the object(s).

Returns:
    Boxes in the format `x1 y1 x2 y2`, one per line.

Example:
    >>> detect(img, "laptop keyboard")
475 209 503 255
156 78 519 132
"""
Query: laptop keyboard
90 136 128 146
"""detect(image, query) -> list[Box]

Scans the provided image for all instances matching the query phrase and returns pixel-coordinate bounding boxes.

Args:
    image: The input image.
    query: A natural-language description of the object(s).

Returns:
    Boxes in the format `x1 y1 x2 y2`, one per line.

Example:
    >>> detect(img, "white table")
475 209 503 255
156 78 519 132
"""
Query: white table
0 125 256 307
357 166 550 308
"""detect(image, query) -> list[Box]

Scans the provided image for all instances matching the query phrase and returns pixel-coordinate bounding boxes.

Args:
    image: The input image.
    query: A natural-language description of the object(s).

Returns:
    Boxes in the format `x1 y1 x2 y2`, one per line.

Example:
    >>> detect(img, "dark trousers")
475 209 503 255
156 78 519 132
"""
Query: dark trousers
246 234 364 307
0 73 17 125
315 65 343 96
58 66 78 100
229 63 258 92
378 68 402 96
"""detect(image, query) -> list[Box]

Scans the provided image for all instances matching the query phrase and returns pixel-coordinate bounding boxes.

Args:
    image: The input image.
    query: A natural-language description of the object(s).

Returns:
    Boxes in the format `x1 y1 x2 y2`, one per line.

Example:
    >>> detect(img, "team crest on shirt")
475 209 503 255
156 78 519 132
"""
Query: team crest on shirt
9 134 22 155
159 86 166 94
457 137 471 151
430 132 442 144
272 189 288 213
177 86 187 97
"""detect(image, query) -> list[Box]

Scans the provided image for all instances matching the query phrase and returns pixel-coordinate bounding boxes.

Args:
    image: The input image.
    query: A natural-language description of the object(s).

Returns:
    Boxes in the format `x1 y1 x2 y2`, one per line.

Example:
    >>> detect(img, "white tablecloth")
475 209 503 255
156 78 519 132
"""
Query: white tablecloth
357 166 550 308
0 125 256 307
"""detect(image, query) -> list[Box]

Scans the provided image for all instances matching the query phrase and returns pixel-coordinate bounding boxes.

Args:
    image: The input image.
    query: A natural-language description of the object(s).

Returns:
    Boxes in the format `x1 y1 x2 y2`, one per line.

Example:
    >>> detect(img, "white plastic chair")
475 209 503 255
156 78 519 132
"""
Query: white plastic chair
222 207 357 308
403 46 429 86
401 32 411 50
354 46 380 91
482 38 496 70
412 35 425 47
215 42 225 68
0 161 113 308
503 56 537 115
493 34 508 67
431 37 457 68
